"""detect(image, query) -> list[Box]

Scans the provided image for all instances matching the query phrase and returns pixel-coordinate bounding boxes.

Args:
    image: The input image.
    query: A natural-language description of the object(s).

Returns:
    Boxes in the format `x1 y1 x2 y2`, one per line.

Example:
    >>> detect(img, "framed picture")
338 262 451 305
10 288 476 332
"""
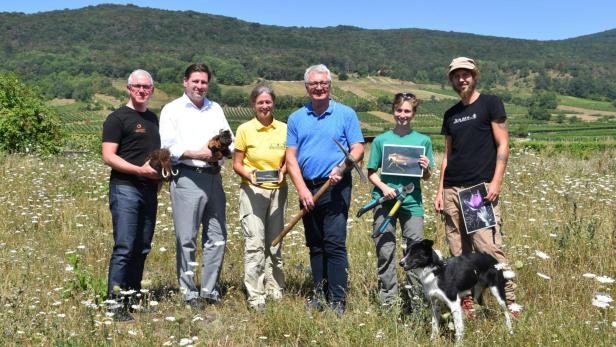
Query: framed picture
255 169 280 184
381 144 425 177
458 183 497 234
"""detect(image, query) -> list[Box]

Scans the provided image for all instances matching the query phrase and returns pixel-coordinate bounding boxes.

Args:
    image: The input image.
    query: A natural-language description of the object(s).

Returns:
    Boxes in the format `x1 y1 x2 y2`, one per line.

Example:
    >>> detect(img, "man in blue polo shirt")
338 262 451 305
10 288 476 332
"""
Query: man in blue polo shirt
286 64 364 315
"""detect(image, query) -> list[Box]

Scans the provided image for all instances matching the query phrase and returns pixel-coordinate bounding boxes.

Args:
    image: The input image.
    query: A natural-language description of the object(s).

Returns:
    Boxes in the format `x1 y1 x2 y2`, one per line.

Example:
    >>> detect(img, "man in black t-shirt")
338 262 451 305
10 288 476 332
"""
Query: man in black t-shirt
102 69 160 321
434 57 520 317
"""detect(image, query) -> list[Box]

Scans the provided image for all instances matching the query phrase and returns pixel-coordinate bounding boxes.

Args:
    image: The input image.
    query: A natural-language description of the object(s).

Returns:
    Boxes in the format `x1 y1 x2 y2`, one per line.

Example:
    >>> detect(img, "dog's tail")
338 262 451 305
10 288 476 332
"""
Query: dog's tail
494 263 516 280
503 270 516 280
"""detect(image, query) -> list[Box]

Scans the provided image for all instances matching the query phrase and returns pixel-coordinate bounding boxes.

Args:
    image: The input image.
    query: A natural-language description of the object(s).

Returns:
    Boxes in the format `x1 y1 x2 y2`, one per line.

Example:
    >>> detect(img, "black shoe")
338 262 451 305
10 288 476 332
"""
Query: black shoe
185 298 206 310
304 297 324 312
108 307 134 322
204 297 222 305
329 301 346 317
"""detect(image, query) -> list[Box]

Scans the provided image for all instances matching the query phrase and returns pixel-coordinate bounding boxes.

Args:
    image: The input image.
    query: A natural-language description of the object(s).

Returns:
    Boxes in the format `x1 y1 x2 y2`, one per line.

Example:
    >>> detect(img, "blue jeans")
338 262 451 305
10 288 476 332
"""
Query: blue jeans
302 174 351 303
107 183 157 296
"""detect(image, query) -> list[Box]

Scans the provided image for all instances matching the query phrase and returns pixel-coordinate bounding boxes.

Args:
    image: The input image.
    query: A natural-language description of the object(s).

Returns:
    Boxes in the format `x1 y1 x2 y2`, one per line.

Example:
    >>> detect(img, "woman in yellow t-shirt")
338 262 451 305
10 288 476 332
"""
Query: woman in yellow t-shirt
232 85 288 312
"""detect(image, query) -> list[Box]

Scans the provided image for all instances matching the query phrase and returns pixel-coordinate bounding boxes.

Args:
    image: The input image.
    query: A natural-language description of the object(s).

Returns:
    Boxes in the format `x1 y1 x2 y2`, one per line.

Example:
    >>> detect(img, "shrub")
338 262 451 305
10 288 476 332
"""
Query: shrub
0 73 64 154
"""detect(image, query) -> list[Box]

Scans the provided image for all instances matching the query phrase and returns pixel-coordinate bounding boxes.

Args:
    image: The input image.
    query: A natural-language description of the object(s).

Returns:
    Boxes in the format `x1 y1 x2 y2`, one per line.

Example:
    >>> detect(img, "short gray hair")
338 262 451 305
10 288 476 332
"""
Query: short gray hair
127 69 154 86
304 64 331 84
250 84 276 105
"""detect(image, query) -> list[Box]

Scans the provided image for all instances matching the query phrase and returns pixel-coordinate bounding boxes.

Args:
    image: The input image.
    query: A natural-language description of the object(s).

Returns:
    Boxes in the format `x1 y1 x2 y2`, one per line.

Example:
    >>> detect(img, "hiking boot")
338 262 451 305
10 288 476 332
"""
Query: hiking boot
250 303 266 313
329 301 346 317
185 298 206 310
304 297 324 312
508 302 523 318
461 295 475 319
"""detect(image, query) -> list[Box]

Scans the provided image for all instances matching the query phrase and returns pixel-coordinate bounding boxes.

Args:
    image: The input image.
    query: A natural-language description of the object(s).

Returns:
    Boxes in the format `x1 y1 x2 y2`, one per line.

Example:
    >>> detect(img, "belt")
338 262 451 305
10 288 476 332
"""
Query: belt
303 177 329 188
175 163 220 174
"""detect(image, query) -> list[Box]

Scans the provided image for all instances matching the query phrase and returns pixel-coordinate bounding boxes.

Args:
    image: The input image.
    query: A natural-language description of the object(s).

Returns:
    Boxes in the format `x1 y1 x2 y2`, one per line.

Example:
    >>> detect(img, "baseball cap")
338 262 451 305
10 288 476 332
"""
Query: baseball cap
448 57 477 76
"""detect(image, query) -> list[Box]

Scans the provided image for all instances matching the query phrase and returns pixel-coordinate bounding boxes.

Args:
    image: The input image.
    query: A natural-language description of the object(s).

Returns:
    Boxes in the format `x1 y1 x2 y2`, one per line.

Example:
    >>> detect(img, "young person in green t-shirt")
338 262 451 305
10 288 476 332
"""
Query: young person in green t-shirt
366 92 434 308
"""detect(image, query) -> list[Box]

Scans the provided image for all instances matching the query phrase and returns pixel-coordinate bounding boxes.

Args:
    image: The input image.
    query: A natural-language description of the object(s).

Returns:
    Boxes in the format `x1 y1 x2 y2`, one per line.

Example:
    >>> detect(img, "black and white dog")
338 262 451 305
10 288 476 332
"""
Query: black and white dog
401 239 514 341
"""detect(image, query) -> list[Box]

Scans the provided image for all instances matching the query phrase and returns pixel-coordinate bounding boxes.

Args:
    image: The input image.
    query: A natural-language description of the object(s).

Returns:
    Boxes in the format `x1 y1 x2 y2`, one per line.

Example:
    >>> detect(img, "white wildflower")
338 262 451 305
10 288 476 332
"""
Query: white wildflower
596 276 615 284
583 273 597 279
535 250 550 260
165 316 176 322
537 273 551 280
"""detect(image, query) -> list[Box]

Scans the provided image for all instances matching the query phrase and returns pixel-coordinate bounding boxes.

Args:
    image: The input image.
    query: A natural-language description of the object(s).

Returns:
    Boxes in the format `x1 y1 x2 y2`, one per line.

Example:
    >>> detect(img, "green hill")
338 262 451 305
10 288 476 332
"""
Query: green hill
1 4 615 102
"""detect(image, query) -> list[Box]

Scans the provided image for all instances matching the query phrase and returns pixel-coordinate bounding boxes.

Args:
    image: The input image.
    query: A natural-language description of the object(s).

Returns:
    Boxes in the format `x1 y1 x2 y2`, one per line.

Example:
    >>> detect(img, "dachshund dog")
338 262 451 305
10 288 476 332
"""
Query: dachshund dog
208 129 233 163
146 148 177 180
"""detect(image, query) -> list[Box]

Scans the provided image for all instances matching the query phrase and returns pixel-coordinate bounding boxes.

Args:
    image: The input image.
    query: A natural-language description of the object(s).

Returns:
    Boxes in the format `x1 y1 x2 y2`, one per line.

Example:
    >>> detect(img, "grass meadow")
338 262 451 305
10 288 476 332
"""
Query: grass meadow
0 145 615 346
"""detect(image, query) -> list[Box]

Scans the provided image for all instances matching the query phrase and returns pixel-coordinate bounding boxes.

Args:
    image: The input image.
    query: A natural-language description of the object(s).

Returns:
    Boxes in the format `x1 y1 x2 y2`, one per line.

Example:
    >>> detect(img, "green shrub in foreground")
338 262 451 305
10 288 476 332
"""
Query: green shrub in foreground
0 73 64 155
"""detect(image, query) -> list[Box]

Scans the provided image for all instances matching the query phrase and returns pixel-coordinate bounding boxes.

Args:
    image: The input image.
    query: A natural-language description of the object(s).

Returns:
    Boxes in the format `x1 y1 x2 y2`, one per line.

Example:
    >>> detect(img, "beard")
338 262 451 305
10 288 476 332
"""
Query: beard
453 79 477 100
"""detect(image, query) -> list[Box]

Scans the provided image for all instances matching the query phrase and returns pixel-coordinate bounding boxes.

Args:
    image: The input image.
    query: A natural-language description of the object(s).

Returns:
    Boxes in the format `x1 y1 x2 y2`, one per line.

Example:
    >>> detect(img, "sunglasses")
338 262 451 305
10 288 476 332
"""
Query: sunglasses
395 92 416 99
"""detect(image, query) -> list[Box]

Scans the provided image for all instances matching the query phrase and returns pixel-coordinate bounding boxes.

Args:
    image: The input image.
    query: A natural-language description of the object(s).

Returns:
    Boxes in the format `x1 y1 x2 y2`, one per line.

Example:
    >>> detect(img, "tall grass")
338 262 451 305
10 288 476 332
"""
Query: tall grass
0 148 614 346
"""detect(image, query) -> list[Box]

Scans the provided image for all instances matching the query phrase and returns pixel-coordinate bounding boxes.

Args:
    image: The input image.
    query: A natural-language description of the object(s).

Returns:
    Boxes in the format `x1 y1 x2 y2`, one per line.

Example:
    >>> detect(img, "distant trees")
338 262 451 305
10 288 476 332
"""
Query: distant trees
0 73 63 154
527 91 558 121
2 4 616 105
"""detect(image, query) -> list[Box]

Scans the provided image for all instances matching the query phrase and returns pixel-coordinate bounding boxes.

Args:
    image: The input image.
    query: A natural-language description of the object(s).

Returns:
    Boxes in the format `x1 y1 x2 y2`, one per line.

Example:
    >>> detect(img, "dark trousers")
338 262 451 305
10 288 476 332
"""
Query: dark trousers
107 183 157 297
302 174 351 303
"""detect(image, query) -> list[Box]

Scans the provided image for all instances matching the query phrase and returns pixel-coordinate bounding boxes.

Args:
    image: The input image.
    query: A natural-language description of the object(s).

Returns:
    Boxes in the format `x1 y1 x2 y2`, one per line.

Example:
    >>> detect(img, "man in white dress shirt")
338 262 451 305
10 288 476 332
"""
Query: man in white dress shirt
160 63 234 309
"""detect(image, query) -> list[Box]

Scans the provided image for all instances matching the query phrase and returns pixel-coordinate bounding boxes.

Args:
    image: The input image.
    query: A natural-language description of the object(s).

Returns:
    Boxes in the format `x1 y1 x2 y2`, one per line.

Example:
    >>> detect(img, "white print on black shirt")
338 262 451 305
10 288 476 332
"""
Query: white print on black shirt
453 113 477 124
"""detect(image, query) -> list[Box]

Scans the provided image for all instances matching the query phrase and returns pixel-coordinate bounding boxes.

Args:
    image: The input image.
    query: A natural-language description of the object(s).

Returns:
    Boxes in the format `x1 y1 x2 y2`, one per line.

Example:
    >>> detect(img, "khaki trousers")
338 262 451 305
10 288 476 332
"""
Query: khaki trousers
239 184 287 307
443 186 516 303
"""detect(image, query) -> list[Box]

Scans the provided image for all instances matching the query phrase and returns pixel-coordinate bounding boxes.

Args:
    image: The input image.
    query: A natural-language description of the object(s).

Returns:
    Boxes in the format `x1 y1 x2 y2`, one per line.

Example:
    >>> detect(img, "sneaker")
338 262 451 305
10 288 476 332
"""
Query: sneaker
508 302 523 318
108 307 134 322
461 295 475 319
304 297 324 312
185 298 206 310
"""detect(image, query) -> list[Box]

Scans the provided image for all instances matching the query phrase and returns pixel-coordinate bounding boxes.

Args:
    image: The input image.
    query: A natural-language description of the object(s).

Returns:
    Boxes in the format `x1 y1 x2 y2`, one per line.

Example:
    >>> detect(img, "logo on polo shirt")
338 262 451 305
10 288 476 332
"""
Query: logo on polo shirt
135 123 146 133
269 142 286 150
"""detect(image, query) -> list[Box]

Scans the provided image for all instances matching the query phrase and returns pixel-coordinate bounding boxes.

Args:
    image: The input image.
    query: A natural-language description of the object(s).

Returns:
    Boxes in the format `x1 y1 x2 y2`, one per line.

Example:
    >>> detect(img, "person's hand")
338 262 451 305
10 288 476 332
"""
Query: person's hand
248 169 258 185
382 186 397 200
486 181 501 202
418 155 430 169
434 190 444 213
299 187 315 210
198 145 216 162
140 161 160 180
277 170 285 184
328 165 343 185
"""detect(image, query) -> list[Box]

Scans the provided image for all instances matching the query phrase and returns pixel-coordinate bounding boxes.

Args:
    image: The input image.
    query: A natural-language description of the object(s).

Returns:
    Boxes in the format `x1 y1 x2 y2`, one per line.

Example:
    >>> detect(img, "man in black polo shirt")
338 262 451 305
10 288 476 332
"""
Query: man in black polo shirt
102 69 160 321
434 57 520 317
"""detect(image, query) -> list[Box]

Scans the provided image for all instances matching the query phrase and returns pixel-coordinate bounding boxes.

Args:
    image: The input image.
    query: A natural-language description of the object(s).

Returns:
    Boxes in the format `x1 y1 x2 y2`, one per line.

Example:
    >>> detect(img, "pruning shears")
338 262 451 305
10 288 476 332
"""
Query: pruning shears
371 183 415 238
356 182 414 218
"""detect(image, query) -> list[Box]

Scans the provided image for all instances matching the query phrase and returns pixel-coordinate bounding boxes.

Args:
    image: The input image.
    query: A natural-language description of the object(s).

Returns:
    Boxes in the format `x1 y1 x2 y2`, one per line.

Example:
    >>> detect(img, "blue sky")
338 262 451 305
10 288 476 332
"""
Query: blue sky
2 0 615 40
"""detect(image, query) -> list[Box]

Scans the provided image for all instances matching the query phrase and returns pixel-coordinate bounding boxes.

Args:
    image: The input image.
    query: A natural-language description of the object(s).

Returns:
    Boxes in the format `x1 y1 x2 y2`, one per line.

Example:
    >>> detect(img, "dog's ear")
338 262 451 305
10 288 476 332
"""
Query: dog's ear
422 239 434 248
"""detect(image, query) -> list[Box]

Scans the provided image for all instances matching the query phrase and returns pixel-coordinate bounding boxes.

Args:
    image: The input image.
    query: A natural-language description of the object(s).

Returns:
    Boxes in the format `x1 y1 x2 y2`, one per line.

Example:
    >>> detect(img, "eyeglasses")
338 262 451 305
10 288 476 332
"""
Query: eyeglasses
129 84 153 92
306 81 330 88
395 92 416 99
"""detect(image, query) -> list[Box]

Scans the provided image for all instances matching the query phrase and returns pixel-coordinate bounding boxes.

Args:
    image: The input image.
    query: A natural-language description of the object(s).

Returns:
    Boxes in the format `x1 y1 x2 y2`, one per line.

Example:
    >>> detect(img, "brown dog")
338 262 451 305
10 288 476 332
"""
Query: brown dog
146 148 177 180
208 129 233 162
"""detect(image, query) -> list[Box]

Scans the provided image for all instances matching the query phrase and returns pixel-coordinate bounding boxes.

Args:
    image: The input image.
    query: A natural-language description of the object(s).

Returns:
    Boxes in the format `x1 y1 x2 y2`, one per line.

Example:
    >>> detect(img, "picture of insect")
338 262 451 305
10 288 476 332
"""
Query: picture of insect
386 153 416 169
381 144 425 177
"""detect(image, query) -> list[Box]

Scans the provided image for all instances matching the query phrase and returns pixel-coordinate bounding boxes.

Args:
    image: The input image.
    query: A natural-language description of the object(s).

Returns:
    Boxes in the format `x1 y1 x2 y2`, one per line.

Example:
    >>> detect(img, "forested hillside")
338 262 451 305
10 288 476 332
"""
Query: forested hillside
1 4 615 102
